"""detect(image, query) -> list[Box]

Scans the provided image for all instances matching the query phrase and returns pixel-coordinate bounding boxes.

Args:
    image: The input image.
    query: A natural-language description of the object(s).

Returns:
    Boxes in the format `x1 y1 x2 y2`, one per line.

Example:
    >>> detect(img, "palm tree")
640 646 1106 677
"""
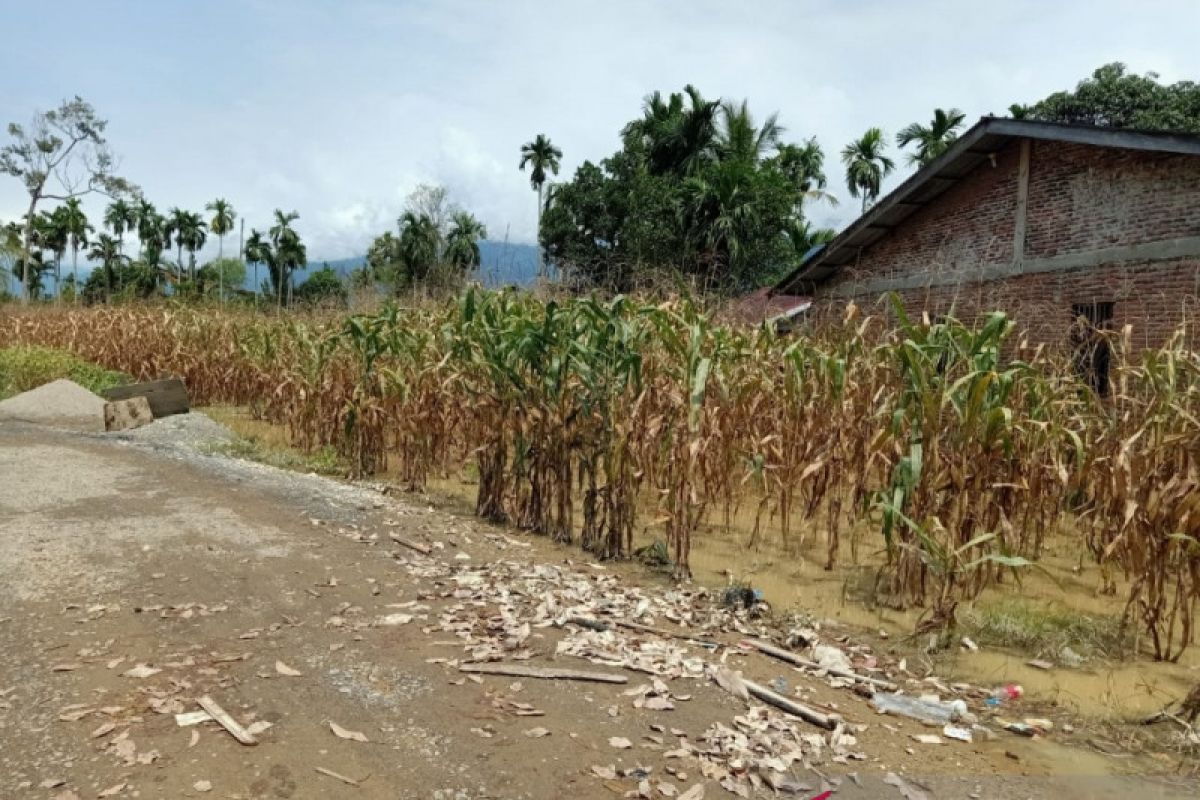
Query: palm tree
445 211 488 270
783 218 837 261
57 198 92 303
164 207 192 281
397 211 441 282
717 99 783 164
679 161 762 286
896 108 967 166
268 210 305 307
773 139 838 207
37 210 68 298
244 228 267 298
179 211 208 280
104 199 135 257
841 128 896 214
206 198 236 259
132 198 158 261
519 134 563 279
623 85 721 177
88 233 127 300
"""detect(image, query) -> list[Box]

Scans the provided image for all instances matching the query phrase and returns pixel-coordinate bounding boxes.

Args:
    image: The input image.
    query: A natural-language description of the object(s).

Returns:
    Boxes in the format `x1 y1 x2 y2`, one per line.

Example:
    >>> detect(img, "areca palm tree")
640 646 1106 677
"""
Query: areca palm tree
773 139 838 207
717 99 784 164
88 233 127 299
268 210 305 307
132 198 158 260
397 211 441 282
244 228 267 298
841 128 895 213
623 84 721 177
57 198 92 303
896 108 967 166
519 133 562 279
206 198 236 259
104 198 135 257
444 211 488 270
178 211 208 279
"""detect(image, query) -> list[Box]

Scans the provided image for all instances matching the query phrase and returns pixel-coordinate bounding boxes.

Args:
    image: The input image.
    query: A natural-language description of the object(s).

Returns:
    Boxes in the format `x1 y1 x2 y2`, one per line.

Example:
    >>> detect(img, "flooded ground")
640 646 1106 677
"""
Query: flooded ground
206 406 1199 723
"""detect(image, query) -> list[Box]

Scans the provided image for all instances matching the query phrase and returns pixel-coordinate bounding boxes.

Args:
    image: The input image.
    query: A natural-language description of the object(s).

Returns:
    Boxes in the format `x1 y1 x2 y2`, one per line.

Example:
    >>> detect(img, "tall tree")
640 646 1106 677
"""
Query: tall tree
132 198 158 260
38 210 68 297
165 207 190 282
445 211 488 270
178 211 208 280
267 210 305 307
717 99 784 164
622 85 721 176
0 97 134 303
896 108 966 166
397 211 440 282
243 228 268 299
1023 62 1200 132
841 128 895 213
205 198 236 259
57 197 92 303
771 138 837 207
519 133 563 278
103 198 135 257
87 233 126 300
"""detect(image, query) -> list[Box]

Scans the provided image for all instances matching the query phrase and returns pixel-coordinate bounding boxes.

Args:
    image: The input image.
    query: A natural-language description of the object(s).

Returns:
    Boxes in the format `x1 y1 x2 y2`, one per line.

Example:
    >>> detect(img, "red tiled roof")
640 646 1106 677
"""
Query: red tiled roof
723 287 812 325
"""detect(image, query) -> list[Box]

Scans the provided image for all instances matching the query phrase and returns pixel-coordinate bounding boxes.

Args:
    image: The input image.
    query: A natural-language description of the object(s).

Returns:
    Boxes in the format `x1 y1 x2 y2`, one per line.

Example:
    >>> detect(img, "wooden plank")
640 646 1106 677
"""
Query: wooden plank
195 695 258 746
459 662 628 684
1012 138 1031 267
389 534 431 556
744 639 897 690
742 678 840 730
103 377 189 418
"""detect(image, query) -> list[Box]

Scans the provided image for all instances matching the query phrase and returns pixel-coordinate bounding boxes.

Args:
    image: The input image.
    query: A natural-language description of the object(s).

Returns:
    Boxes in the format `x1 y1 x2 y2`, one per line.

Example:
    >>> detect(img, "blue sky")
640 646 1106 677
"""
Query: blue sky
3 0 1199 261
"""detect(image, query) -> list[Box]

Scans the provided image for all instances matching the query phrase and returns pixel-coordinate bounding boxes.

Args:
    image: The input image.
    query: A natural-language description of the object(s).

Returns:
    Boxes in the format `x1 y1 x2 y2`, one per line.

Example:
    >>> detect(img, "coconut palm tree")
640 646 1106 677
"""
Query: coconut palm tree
104 198 136 257
519 134 563 278
57 198 92 303
445 211 488 270
717 99 784 164
623 85 721 177
206 198 236 259
164 207 192 281
896 108 967 166
37 210 68 298
88 233 127 299
841 128 896 213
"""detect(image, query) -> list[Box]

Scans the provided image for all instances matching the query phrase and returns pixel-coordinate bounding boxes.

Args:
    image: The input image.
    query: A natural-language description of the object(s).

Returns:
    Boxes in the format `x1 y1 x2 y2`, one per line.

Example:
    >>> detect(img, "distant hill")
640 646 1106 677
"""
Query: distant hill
288 240 540 289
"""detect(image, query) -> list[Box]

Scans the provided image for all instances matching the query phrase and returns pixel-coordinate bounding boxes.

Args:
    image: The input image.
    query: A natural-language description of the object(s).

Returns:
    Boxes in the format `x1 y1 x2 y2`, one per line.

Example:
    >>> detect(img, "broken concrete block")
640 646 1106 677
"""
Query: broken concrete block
104 396 154 432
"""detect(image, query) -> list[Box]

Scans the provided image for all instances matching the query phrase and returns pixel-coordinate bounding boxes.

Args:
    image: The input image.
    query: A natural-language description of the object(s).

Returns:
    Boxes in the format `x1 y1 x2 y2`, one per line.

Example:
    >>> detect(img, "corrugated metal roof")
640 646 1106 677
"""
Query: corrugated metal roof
772 117 1200 295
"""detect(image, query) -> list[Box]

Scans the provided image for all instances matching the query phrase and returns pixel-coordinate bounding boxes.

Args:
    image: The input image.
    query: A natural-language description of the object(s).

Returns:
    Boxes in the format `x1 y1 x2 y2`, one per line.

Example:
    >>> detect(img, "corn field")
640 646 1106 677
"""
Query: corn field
2 293 1198 660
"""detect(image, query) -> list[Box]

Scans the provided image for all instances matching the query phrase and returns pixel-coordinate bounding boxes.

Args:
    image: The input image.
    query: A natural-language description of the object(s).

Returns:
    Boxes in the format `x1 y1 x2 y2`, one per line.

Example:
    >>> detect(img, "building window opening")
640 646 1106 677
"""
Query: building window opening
1070 301 1114 396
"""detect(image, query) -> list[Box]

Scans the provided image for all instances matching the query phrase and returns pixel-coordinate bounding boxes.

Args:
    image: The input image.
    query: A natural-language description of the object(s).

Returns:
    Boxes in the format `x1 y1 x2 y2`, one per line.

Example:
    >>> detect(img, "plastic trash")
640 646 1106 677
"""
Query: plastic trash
984 684 1024 707
871 692 972 725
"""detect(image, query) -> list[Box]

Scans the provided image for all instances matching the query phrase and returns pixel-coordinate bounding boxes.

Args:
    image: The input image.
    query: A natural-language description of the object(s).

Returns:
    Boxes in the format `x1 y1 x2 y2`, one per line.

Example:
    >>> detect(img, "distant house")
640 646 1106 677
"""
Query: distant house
723 287 811 330
772 118 1200 368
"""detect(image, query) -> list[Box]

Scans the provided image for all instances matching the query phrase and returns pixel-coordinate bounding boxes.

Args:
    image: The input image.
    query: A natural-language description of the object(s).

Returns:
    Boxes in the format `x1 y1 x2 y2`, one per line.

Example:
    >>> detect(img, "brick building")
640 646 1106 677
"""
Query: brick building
773 118 1200 354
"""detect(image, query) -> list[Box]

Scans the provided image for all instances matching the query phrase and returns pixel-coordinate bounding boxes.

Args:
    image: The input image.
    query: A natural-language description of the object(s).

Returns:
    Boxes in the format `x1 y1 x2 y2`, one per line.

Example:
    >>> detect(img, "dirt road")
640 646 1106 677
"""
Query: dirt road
0 420 1193 799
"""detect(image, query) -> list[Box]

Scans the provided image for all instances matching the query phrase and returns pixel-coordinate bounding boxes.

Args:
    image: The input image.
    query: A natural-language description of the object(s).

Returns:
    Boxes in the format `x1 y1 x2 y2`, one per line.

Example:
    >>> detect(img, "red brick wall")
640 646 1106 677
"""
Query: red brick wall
816 137 1200 350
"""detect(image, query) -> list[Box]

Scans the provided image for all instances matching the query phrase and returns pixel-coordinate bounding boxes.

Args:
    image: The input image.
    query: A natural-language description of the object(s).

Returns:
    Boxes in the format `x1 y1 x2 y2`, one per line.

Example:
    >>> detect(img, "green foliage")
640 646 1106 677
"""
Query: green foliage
294 265 347 305
1024 62 1200 132
541 84 827 292
841 127 894 212
197 257 247 296
0 345 128 399
896 108 966 166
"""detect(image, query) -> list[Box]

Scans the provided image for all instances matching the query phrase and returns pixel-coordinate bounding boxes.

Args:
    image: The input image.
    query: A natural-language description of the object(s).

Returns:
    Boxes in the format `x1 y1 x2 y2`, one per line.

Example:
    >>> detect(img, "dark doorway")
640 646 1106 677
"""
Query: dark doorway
1070 302 1114 395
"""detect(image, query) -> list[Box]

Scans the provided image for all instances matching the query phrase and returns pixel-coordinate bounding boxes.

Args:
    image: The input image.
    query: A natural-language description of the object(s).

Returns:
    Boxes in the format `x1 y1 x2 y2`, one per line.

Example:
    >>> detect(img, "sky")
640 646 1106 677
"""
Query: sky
3 0 1199 262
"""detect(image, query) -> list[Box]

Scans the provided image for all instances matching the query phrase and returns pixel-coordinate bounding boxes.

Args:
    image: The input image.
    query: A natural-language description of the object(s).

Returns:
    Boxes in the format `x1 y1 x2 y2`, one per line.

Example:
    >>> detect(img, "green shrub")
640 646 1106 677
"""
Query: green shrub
0 346 129 400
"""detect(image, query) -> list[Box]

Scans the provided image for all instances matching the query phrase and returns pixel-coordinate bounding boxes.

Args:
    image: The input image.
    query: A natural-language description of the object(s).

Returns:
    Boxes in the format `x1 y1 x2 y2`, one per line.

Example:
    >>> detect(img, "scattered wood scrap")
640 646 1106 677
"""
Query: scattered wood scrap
744 639 897 691
564 615 718 648
459 662 629 684
104 377 189 418
741 678 840 731
389 534 432 556
315 766 361 786
195 695 257 746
